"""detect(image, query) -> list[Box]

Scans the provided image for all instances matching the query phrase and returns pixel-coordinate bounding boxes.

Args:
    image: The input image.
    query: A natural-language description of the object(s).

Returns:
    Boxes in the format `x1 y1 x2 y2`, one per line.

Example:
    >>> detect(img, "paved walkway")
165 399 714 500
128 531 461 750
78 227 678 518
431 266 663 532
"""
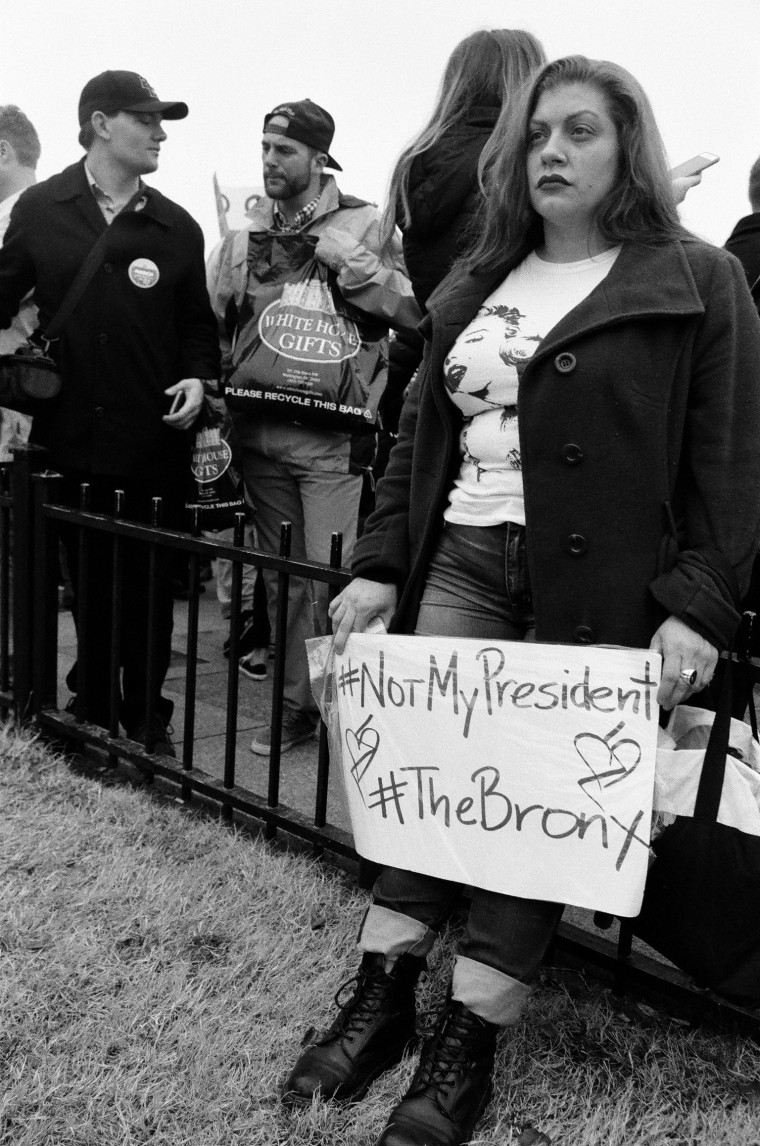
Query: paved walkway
55 575 350 833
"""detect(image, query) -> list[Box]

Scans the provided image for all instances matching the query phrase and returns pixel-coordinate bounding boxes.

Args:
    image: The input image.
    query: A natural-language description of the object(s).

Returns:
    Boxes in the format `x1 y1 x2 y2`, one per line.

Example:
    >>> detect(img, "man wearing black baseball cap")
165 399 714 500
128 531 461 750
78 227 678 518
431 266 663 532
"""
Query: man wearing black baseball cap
0 70 219 753
262 99 342 171
208 98 420 758
78 70 189 126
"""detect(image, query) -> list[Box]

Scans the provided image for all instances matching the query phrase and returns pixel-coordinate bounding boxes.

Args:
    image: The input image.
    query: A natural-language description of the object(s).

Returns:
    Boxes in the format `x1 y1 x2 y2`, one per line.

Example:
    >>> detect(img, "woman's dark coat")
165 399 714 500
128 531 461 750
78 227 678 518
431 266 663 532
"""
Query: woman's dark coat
400 108 498 308
352 238 760 652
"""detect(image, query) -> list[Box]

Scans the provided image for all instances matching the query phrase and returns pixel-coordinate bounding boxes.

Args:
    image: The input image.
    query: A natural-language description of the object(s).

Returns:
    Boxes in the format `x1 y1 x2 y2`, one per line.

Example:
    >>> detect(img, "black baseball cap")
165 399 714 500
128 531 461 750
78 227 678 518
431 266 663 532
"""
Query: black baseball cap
78 70 188 126
262 99 342 171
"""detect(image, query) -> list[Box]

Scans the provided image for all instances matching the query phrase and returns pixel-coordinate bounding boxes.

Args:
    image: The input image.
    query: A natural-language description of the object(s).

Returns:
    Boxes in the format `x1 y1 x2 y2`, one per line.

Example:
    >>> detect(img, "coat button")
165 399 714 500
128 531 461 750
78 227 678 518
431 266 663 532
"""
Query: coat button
95 406 105 418
567 533 588 555
574 625 594 643
554 352 576 374
97 333 109 345
103 262 113 274
562 443 584 464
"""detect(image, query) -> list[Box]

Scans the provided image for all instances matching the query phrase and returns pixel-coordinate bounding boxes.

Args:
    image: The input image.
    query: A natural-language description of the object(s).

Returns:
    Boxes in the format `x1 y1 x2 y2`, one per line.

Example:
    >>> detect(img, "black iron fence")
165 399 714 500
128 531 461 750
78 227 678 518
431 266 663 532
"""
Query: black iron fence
2 441 355 859
2 442 759 1037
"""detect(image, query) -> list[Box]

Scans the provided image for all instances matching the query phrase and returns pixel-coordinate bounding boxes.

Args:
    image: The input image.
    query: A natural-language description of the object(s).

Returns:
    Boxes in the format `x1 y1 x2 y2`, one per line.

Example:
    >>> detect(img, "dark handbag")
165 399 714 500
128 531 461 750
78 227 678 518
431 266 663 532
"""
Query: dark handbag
0 343 62 413
632 656 760 1005
0 209 128 415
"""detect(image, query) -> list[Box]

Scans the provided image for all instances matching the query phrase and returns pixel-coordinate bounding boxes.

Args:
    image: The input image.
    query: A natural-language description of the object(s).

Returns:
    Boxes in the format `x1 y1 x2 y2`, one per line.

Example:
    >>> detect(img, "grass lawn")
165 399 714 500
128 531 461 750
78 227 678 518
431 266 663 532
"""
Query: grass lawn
2 725 760 1145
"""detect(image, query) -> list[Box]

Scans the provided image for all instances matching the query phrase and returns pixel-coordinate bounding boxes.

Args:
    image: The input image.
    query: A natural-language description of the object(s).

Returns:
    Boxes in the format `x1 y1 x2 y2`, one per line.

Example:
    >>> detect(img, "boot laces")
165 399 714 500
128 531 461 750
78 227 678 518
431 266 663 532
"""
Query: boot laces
413 1005 486 1098
327 965 393 1040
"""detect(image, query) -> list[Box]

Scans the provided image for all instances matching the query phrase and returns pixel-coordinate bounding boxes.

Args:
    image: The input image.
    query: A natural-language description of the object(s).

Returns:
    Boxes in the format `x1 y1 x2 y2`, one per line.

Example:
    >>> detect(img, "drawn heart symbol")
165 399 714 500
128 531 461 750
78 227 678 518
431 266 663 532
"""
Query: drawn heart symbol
345 716 380 787
574 721 641 802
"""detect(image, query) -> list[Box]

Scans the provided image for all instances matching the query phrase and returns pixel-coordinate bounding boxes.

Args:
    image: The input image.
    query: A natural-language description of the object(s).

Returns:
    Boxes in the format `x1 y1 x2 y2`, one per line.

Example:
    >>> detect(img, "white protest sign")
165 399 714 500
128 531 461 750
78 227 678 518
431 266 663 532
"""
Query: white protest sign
317 636 661 917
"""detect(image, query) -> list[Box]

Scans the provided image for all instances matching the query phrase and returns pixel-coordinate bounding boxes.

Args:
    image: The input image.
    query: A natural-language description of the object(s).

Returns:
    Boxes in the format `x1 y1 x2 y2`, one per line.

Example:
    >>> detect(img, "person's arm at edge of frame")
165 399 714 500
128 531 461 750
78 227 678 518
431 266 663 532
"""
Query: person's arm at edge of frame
0 195 38 334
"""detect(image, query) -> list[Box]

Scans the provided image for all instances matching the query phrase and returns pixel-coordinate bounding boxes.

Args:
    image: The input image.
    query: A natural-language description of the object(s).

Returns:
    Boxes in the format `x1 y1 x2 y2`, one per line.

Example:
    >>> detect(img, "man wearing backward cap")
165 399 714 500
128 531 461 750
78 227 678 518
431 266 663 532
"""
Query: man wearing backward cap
0 70 220 753
208 98 420 757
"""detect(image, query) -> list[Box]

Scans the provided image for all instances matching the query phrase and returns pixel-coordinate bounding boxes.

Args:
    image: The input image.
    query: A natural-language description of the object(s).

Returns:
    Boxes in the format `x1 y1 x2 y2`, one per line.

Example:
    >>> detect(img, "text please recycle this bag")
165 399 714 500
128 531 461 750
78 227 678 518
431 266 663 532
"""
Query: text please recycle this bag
307 633 662 917
223 232 387 432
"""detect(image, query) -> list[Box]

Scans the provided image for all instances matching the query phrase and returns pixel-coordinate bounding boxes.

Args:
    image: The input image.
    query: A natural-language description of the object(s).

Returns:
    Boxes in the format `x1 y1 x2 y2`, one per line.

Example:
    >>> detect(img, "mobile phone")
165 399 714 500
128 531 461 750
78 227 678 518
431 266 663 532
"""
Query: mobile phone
670 153 720 179
168 392 183 415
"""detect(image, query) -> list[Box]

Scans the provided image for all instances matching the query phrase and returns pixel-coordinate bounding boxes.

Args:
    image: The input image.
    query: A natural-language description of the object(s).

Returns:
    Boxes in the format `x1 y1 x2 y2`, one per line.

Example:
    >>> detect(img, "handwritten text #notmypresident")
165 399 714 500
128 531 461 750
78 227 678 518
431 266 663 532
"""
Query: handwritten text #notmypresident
336 646 658 738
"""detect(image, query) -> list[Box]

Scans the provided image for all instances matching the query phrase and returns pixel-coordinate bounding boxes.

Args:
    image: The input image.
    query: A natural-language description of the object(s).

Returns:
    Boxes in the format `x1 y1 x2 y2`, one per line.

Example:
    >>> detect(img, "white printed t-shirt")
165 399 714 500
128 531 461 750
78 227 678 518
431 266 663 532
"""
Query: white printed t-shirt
443 246 620 527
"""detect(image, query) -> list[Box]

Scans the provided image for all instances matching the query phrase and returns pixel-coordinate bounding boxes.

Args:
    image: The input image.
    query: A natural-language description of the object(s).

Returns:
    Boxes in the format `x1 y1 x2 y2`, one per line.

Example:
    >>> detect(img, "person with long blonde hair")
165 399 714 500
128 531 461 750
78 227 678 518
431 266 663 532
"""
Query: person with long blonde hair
381 28 546 308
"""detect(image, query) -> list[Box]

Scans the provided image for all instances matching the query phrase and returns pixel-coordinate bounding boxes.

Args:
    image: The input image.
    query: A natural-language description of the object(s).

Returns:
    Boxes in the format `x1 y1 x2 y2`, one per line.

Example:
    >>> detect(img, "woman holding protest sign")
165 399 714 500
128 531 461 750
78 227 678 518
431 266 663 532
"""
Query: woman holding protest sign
283 56 760 1145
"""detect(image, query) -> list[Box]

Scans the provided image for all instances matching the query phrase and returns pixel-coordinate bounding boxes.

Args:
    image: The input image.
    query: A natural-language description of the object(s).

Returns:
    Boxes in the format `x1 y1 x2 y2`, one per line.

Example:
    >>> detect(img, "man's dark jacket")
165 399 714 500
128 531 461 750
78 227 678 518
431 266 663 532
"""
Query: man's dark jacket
0 158 220 481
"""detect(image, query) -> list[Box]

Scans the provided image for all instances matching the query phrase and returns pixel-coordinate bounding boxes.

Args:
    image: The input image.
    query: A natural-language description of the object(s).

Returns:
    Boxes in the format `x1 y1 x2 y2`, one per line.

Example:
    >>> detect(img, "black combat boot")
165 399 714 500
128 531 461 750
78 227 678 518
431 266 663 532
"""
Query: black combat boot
375 999 498 1145
282 951 424 1106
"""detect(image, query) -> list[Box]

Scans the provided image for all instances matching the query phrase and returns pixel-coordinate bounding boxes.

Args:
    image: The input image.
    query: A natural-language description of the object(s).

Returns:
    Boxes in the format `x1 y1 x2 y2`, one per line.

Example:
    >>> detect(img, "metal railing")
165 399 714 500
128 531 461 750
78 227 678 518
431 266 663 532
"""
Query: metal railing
2 442 759 1036
3 442 354 859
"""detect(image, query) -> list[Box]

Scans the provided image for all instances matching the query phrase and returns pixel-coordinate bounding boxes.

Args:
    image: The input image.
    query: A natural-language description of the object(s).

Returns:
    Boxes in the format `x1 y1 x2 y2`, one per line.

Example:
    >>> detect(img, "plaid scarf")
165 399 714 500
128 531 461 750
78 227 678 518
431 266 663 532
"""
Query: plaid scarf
272 190 322 233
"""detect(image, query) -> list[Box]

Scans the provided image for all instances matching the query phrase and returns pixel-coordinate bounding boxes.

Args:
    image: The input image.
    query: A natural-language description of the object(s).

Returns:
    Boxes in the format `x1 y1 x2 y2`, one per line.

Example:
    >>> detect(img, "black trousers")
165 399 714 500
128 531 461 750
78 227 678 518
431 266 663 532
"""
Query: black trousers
58 472 183 733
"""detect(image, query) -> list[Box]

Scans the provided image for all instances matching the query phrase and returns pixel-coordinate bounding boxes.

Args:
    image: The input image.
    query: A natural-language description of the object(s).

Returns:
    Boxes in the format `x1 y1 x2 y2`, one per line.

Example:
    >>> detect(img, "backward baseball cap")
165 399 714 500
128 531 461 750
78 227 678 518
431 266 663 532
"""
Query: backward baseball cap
262 99 342 170
78 70 188 125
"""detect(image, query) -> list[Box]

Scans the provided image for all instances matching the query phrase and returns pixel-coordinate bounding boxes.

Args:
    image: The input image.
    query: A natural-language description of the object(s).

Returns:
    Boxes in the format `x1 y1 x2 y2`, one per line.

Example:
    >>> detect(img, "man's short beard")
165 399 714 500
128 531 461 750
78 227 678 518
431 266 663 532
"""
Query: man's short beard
264 170 312 202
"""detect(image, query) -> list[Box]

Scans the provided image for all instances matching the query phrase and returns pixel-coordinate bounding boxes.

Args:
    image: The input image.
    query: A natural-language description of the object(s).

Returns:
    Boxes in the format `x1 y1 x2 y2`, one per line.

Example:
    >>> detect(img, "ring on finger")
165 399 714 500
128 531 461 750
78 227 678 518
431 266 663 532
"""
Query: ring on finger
679 668 698 686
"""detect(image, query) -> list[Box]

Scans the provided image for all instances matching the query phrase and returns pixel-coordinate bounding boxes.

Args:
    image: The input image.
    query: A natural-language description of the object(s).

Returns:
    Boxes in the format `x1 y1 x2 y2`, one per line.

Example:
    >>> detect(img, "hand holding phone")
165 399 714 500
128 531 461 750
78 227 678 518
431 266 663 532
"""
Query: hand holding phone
670 153 720 179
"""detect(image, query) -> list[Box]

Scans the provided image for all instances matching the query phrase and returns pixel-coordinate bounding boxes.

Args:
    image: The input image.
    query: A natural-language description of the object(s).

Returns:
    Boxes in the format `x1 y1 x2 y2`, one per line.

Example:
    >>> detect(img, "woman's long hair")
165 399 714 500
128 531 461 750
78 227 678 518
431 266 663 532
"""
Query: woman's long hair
464 55 689 275
379 29 546 246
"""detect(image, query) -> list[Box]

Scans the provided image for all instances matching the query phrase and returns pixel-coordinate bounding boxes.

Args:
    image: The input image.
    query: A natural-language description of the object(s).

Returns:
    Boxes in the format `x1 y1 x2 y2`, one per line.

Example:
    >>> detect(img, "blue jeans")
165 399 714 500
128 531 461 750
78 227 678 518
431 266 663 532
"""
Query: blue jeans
367 523 563 1004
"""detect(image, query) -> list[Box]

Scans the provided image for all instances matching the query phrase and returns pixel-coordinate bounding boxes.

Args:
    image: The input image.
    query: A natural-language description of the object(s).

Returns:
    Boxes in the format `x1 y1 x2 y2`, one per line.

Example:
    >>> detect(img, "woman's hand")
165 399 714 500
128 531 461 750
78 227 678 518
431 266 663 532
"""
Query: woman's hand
163 378 205 430
672 173 702 205
649 615 718 710
328 578 398 655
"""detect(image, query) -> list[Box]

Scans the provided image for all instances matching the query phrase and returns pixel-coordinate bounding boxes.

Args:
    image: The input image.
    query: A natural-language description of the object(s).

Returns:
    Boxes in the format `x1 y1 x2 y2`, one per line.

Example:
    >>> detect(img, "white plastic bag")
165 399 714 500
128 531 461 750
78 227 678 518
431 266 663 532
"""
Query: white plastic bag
305 635 343 768
653 704 760 836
